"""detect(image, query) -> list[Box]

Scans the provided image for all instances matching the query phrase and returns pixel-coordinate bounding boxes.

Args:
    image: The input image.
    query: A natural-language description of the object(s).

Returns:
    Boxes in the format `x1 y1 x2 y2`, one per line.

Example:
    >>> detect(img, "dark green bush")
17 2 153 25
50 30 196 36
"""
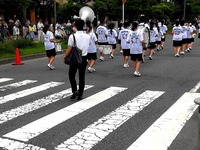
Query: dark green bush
0 39 36 55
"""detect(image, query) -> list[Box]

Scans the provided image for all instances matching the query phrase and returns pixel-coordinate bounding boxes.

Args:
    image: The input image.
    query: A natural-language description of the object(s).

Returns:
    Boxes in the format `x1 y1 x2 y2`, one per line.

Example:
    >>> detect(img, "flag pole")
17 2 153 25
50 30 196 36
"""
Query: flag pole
122 3 124 23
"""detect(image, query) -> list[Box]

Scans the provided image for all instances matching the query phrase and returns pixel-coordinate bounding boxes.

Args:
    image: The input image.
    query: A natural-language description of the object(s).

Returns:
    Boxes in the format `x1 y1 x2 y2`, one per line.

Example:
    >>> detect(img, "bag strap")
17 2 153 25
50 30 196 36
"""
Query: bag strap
72 34 77 46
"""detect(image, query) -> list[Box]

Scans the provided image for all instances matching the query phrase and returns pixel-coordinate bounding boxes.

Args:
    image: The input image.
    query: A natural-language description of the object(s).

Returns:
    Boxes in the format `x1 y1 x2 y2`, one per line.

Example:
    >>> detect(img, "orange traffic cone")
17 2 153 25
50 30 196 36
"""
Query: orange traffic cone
12 48 24 65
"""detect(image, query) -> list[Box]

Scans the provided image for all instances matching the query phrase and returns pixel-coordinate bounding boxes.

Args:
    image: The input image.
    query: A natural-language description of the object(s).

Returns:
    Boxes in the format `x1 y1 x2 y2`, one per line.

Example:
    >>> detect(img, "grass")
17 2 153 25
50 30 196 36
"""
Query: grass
0 41 67 60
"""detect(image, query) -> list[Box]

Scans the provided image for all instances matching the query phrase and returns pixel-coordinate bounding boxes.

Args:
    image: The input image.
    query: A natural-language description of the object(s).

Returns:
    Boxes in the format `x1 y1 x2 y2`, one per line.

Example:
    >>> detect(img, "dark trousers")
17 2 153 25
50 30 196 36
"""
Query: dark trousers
68 56 87 96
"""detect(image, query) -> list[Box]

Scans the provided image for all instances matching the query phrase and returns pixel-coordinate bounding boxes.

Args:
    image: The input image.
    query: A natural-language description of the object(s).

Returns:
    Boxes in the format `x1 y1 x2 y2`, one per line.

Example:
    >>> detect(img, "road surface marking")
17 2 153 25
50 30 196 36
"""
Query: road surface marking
3 86 127 142
0 78 13 83
0 85 93 124
126 92 200 150
0 82 64 104
55 90 164 150
0 80 37 92
0 138 46 150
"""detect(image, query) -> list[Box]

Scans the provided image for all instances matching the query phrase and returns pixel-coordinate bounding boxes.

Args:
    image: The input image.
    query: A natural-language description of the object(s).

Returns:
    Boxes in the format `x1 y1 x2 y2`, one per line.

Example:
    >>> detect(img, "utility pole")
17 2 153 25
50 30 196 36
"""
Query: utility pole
54 0 56 24
183 0 186 20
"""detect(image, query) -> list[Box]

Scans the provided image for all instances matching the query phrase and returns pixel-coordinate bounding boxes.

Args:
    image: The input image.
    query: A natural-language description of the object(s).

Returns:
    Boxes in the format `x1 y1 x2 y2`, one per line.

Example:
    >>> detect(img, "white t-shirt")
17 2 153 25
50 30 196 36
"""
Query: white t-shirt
186 26 193 39
87 32 97 53
37 22 44 31
156 31 163 42
126 30 143 54
96 25 108 43
172 26 183 41
118 28 131 49
68 31 90 56
44 31 55 50
107 29 117 44
149 28 158 43
181 26 188 39
159 25 168 34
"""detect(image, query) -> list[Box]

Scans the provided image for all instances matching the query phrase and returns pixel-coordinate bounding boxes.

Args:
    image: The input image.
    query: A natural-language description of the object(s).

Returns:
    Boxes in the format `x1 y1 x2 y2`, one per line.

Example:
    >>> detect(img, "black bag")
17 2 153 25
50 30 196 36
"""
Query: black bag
64 34 82 65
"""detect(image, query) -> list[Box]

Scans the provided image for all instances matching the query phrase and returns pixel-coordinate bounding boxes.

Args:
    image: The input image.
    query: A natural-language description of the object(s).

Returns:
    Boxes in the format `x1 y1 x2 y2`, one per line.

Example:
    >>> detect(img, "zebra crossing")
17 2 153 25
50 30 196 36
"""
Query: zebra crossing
0 77 199 150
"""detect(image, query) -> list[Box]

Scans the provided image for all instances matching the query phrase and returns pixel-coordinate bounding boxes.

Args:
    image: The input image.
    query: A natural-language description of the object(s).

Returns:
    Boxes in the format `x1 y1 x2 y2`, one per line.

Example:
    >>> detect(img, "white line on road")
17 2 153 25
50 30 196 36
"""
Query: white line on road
0 85 93 124
126 92 200 150
0 82 64 104
0 138 46 150
55 90 164 150
0 78 13 83
3 86 127 142
0 80 37 92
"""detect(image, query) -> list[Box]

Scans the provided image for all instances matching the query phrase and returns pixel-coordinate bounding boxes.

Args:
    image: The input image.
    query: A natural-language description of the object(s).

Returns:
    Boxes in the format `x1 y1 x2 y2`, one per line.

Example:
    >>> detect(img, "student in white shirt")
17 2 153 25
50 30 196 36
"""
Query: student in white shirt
43 24 59 70
107 22 117 59
180 20 188 55
190 22 196 50
172 20 183 57
96 19 108 61
127 21 146 77
148 21 158 60
64 19 90 101
118 21 131 67
13 22 20 40
159 20 168 49
156 24 163 51
185 22 193 52
37 18 44 42
86 22 97 73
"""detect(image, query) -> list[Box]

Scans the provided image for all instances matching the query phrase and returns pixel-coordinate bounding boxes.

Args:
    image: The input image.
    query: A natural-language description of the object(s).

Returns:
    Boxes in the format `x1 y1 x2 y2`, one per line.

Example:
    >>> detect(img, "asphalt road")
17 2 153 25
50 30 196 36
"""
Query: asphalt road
0 35 200 150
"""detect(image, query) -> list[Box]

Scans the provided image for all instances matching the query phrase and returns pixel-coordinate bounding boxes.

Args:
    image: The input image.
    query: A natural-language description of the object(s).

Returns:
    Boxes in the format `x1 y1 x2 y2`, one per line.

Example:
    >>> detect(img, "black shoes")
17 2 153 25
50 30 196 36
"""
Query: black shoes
70 91 83 101
70 92 77 99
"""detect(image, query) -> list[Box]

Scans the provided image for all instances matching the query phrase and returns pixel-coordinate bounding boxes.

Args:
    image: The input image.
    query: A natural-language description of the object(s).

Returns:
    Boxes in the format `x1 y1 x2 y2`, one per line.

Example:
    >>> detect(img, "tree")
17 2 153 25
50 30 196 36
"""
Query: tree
0 0 33 22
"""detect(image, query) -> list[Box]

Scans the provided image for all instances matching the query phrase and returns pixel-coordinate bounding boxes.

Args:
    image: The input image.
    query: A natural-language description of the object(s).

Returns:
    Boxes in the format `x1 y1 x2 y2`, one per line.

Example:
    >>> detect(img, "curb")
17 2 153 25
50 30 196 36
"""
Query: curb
0 51 64 65
0 53 47 65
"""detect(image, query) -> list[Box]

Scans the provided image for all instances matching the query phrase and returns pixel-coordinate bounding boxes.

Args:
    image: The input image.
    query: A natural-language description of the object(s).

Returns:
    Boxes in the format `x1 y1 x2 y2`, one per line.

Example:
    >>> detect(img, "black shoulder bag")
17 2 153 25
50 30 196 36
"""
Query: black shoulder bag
64 34 82 65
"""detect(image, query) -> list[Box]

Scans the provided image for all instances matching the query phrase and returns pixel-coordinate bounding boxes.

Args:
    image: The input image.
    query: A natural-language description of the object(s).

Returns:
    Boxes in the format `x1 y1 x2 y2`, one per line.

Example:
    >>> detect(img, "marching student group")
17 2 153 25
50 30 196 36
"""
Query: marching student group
43 18 198 100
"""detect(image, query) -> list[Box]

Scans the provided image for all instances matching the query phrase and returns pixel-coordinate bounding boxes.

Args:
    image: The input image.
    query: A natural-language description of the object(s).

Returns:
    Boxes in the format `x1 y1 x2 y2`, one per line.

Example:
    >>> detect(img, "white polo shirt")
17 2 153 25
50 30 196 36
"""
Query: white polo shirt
118 28 131 49
87 32 97 53
172 26 183 41
127 30 143 54
107 29 117 44
68 31 90 56
44 31 55 50
96 25 108 43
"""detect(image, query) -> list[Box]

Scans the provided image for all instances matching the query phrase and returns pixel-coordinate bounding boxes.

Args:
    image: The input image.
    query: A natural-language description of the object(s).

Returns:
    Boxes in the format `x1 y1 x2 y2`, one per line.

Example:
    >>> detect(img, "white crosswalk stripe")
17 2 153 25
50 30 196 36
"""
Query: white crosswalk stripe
3 86 127 142
0 80 37 91
0 85 93 124
55 90 164 150
0 77 199 150
0 81 64 104
127 92 200 150
0 78 13 83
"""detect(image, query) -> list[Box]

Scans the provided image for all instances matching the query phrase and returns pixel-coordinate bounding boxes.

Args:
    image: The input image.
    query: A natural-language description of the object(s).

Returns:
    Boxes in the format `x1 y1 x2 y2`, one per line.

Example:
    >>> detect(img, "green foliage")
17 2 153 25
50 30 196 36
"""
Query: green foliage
152 2 174 20
58 0 85 20
0 39 36 55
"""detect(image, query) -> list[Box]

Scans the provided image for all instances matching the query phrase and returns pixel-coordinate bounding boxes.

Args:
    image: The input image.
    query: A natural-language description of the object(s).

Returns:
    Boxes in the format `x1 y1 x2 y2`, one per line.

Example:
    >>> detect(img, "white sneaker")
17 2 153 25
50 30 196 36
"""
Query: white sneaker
149 56 153 60
110 54 114 59
91 68 96 72
180 51 185 55
50 65 55 69
134 71 141 77
175 54 179 57
87 67 93 73
47 64 54 70
100 56 104 61
123 64 129 68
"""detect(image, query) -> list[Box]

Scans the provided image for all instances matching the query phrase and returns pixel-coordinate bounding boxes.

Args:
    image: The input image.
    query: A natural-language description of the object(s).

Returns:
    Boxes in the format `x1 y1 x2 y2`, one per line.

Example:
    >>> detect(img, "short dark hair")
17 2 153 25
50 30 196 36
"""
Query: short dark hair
132 21 138 31
74 19 85 31
123 21 130 28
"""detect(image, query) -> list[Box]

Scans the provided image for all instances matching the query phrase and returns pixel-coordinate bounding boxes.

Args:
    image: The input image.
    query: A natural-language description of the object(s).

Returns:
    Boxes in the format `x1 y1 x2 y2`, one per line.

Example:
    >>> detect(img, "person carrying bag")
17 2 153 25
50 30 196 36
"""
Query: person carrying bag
64 19 90 101
64 34 82 65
